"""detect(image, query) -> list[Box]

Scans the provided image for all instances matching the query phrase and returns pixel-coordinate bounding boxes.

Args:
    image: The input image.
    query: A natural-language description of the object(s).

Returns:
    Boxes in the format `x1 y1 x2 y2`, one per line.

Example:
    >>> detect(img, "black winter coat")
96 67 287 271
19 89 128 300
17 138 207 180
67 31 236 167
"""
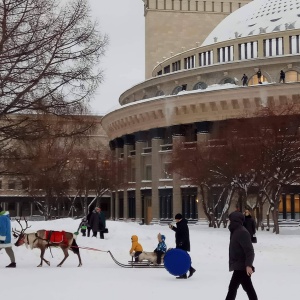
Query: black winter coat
171 218 190 252
228 212 254 271
86 211 93 228
89 211 100 232
243 215 256 237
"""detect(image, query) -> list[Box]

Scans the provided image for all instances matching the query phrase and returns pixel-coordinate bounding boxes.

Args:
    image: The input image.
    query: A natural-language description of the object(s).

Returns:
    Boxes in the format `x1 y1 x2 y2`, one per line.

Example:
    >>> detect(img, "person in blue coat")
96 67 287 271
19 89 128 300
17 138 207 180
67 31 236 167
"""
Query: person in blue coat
0 206 16 268
154 233 167 264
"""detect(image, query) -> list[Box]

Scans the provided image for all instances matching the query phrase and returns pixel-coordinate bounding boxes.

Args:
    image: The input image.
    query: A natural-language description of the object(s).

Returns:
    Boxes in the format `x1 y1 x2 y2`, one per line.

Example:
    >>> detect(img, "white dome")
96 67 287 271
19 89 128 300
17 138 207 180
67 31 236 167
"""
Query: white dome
202 0 300 46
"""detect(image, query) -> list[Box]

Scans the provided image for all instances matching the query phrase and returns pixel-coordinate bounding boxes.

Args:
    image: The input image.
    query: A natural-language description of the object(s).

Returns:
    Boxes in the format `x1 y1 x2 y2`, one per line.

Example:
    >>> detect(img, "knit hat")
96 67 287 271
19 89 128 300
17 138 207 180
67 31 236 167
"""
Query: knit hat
174 213 183 220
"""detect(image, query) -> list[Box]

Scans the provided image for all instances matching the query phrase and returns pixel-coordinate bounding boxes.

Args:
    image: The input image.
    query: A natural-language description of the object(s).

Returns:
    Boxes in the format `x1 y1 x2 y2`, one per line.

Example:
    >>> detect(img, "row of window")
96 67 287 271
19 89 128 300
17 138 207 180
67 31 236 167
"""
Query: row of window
129 162 172 182
279 194 300 220
113 188 198 220
143 71 299 99
0 180 29 190
157 35 300 76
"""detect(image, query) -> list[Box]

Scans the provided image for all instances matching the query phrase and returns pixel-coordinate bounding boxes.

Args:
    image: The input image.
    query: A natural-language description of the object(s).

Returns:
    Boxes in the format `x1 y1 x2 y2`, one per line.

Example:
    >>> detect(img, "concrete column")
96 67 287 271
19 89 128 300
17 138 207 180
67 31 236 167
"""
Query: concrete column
257 39 264 58
172 135 186 216
283 36 290 56
151 138 164 222
123 190 129 220
123 144 133 220
135 141 147 221
233 43 239 61
197 132 210 144
114 147 123 219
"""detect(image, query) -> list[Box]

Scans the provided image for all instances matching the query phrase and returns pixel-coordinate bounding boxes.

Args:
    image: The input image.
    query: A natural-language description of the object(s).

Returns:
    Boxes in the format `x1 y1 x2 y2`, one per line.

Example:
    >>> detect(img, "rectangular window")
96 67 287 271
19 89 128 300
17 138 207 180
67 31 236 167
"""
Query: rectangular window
290 35 300 54
162 163 172 179
295 194 300 219
163 65 170 74
199 51 213 66
172 60 181 72
239 42 258 60
184 55 195 69
0 180 2 189
22 180 29 190
8 180 16 190
131 168 136 182
264 38 283 57
145 165 152 180
8 202 15 211
217 46 233 63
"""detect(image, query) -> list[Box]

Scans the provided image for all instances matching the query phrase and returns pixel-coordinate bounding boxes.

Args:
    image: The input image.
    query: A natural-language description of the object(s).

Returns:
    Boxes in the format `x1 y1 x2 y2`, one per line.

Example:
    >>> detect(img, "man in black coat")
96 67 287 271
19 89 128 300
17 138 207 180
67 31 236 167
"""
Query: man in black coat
225 211 258 300
169 213 196 279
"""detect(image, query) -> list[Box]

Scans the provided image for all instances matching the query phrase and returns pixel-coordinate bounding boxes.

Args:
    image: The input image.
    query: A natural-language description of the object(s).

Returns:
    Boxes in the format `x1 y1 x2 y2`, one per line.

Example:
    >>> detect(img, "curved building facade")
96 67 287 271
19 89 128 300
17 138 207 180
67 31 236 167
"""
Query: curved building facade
102 0 300 224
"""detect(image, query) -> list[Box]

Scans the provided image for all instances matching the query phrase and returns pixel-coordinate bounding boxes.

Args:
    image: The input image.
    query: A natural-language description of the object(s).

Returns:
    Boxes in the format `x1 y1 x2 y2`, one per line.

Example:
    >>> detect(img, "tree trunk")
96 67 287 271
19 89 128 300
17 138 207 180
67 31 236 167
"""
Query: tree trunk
272 207 280 234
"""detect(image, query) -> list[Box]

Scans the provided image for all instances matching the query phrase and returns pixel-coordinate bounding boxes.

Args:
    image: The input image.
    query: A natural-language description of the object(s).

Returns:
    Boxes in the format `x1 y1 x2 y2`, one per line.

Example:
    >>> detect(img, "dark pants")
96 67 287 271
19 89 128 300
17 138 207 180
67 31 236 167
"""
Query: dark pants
154 250 164 264
134 251 142 262
92 231 104 239
99 230 104 239
81 229 86 236
177 247 194 276
225 270 258 300
87 227 92 237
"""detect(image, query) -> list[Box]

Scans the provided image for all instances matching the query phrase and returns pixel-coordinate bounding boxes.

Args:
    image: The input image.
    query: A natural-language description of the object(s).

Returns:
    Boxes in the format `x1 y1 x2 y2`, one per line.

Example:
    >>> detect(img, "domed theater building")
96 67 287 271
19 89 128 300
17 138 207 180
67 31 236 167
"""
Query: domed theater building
101 0 300 224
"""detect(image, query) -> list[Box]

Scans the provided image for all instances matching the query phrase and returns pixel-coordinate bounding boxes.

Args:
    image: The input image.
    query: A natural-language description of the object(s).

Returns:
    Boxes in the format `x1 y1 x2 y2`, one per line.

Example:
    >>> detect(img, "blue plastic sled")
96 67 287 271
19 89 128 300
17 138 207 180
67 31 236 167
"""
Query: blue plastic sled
164 248 191 276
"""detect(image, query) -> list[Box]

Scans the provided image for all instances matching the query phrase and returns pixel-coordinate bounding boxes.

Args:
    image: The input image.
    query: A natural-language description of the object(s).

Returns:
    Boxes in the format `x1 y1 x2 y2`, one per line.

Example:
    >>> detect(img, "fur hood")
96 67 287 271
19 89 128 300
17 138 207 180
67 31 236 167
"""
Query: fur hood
131 235 139 242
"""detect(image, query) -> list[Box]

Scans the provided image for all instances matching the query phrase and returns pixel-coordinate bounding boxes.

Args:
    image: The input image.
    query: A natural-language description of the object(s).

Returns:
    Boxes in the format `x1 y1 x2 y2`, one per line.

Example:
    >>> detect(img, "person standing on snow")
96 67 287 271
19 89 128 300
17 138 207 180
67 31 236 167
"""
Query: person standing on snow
96 207 106 239
256 68 262 84
279 70 285 83
225 211 258 300
169 213 196 279
0 205 16 268
241 74 248 86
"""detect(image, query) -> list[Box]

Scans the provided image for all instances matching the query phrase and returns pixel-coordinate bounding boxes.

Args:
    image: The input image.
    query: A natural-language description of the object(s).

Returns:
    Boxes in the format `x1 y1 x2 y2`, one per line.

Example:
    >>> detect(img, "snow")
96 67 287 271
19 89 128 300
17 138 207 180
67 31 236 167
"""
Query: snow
202 0 300 46
116 81 278 113
1 218 300 300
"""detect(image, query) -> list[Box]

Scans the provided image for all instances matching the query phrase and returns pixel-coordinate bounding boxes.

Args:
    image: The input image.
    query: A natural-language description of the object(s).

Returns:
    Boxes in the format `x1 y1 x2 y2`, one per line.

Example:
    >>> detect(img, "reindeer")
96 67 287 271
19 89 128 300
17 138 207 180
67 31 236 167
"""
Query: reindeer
13 219 82 267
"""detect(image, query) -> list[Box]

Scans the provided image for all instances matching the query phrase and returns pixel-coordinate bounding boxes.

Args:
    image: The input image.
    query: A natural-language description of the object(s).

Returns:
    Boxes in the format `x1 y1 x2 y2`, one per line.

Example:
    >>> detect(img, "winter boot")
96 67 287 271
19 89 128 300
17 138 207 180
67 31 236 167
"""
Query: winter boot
6 262 16 268
176 273 187 279
188 267 196 278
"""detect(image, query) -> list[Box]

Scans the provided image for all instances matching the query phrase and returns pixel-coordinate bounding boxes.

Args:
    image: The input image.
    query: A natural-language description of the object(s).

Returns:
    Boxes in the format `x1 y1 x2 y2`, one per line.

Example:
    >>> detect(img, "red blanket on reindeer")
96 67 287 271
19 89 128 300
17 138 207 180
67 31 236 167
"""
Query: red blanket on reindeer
44 230 69 246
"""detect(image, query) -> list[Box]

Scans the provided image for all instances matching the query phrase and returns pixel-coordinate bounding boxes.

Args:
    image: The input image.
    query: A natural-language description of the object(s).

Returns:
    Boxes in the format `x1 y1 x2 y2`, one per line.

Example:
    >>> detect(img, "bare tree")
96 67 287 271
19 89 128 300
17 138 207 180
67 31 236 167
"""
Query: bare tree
0 0 108 142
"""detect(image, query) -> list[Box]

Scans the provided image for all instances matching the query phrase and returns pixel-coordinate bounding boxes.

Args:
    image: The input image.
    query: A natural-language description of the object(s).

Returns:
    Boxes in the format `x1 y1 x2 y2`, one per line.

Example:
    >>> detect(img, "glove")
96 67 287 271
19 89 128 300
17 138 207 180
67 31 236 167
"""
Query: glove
74 232 79 236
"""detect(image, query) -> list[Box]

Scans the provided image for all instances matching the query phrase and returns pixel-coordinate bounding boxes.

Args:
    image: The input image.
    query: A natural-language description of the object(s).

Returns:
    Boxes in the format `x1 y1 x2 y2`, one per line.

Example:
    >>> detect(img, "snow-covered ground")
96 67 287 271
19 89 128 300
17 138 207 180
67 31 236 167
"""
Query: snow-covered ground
1 218 299 300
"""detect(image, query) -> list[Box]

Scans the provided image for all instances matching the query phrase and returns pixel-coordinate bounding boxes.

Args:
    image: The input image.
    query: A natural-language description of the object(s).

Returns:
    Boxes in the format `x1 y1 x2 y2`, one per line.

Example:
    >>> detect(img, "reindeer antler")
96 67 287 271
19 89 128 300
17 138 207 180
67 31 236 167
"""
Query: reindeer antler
14 218 31 235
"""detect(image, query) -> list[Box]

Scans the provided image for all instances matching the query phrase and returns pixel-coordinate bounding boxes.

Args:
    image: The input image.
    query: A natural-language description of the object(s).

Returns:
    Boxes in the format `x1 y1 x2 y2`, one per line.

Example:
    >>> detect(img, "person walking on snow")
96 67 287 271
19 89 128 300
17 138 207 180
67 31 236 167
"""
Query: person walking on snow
0 205 16 268
169 213 196 279
225 211 258 300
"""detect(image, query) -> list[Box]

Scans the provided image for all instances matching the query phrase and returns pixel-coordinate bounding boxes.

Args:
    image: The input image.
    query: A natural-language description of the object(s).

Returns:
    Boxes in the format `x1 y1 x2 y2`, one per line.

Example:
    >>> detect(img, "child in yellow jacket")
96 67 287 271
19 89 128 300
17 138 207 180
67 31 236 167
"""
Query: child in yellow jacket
129 235 143 262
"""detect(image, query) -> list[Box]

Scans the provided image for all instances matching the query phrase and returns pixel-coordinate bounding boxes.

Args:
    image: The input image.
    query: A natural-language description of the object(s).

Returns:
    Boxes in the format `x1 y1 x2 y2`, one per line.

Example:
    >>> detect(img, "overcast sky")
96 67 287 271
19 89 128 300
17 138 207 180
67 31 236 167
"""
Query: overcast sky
87 0 145 115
